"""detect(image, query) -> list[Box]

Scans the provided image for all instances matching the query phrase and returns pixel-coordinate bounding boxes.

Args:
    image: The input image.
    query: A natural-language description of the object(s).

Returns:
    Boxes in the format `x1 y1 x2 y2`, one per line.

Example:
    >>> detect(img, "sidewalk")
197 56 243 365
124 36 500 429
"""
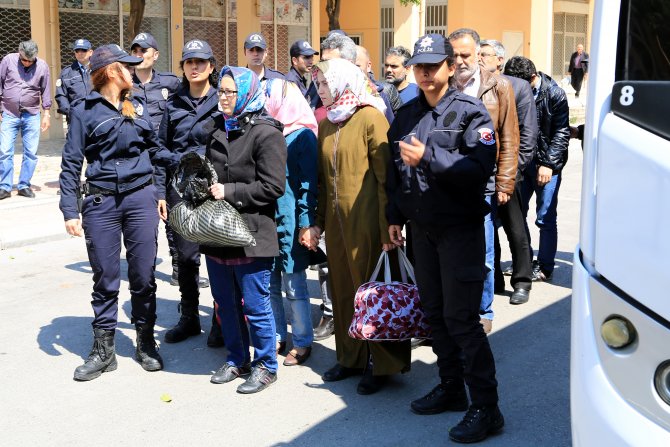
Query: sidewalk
0 137 68 249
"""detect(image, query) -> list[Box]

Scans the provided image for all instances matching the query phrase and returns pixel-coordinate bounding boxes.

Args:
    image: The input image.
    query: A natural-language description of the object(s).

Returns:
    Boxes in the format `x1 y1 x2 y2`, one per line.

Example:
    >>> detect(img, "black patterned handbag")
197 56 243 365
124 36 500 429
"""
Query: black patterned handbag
168 153 256 247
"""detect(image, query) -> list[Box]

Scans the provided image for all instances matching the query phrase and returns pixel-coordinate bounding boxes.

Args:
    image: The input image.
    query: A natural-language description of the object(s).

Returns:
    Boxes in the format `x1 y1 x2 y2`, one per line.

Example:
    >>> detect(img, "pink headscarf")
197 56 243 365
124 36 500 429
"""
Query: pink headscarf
311 58 387 124
264 79 318 137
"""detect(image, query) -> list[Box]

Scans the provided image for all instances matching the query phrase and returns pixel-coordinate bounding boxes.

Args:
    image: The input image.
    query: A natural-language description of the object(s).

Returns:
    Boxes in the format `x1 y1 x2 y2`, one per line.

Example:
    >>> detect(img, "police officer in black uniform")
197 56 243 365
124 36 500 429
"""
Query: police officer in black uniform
55 38 93 123
128 32 202 291
243 32 286 86
285 39 320 108
386 34 504 443
129 32 180 132
156 39 223 346
59 44 179 381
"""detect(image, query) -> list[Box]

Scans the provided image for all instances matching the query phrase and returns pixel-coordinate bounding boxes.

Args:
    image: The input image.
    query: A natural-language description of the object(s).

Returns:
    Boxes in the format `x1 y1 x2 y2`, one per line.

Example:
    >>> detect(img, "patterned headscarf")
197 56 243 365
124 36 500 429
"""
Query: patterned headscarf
264 78 318 137
311 58 387 124
218 66 266 134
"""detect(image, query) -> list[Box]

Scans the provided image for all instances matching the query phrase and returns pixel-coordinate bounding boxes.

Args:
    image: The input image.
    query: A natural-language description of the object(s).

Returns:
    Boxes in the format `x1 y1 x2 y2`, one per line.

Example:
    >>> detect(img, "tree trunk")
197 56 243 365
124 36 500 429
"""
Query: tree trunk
128 0 146 39
326 0 341 31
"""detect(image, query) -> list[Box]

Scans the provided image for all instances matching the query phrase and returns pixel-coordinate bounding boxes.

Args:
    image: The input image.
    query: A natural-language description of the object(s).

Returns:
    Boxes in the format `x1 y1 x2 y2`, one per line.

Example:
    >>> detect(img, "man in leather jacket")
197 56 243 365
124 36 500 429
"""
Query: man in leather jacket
504 56 570 282
448 28 520 334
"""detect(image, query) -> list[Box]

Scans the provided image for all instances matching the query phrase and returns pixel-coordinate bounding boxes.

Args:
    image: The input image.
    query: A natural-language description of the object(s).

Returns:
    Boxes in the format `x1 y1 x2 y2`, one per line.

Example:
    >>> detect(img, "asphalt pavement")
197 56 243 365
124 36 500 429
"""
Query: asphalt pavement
0 125 583 446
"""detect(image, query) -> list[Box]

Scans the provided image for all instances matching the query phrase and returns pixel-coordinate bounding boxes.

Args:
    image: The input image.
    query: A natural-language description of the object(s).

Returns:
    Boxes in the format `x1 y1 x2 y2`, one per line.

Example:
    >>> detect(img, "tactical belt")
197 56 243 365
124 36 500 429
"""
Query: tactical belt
84 179 152 197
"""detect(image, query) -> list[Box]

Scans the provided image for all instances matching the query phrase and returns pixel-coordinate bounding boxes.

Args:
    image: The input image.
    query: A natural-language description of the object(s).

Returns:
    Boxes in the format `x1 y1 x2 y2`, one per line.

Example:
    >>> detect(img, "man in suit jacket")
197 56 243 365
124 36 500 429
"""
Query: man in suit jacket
568 44 589 98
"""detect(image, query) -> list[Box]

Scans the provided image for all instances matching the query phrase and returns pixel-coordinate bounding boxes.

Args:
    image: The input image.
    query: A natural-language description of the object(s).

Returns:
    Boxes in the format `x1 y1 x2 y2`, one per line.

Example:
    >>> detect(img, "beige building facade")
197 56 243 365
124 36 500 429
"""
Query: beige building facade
0 0 591 140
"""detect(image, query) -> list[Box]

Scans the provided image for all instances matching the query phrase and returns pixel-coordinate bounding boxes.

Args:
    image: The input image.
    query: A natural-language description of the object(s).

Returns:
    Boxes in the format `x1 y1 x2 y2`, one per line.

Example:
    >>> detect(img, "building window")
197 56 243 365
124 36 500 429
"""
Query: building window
425 0 448 36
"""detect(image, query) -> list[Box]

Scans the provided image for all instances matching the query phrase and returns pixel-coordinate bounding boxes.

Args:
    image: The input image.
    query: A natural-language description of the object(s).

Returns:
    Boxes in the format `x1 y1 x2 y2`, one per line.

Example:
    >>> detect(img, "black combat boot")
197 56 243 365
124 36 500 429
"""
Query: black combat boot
135 323 164 371
164 305 201 343
207 304 225 348
170 257 179 286
73 328 117 381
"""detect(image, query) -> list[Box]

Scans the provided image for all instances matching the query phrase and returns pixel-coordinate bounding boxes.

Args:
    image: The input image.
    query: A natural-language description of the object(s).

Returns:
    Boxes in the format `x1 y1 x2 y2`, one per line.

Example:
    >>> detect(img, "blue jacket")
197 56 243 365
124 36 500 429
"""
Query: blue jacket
132 70 181 132
285 66 319 109
156 85 220 199
386 89 497 230
59 92 178 220
54 61 91 118
273 128 318 273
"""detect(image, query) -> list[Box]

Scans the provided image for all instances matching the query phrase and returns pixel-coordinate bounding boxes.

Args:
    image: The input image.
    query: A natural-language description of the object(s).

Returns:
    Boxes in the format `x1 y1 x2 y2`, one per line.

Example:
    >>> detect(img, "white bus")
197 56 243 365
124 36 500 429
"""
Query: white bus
571 0 670 444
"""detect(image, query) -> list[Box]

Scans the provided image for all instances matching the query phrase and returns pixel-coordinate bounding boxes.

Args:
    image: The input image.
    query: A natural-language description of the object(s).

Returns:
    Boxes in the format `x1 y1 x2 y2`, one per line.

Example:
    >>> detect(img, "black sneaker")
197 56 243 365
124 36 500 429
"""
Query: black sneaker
449 405 505 443
236 365 277 394
210 363 251 384
411 382 469 415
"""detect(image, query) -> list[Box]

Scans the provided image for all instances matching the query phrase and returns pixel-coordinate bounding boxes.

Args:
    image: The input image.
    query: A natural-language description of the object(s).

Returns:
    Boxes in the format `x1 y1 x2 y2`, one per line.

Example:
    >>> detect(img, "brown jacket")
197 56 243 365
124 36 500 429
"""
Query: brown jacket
477 69 520 195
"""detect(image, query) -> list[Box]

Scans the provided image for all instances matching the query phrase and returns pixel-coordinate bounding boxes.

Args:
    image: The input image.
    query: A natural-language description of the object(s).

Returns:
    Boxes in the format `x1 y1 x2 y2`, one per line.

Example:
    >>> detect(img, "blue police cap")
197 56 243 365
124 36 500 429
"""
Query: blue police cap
131 32 159 50
290 40 318 57
406 34 454 66
90 44 143 73
73 39 92 51
181 39 214 61
244 33 267 50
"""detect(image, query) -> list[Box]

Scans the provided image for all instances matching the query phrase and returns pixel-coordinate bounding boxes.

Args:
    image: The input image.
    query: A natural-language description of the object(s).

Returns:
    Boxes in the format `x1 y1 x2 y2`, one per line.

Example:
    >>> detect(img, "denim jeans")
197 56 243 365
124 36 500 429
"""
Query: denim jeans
0 112 41 191
205 257 278 373
269 269 314 348
479 195 494 320
521 160 562 274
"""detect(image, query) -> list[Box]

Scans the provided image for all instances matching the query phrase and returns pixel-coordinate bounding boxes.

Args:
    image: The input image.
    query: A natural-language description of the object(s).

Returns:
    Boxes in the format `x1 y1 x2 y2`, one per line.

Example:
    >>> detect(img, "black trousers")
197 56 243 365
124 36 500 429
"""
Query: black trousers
571 68 585 96
411 221 499 407
494 182 533 290
167 185 202 314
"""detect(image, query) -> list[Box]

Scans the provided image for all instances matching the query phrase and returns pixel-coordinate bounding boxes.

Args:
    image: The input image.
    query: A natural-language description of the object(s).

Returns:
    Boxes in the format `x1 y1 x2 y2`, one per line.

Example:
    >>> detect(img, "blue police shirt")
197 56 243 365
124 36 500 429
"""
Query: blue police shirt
155 85 220 199
386 89 498 230
132 70 181 132
59 91 178 220
55 61 92 117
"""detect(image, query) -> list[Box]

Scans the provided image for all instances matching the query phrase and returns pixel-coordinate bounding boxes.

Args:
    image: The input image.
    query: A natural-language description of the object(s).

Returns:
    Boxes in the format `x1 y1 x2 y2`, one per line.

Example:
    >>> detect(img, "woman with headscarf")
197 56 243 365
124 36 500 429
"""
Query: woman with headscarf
203 66 287 394
306 58 411 395
263 79 318 366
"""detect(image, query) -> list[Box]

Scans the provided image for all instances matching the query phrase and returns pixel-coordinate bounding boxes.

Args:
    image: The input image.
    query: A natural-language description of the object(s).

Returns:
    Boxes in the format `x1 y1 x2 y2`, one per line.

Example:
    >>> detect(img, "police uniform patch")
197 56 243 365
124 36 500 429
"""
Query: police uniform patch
56 79 62 87
478 128 496 145
161 88 168 100
135 104 144 116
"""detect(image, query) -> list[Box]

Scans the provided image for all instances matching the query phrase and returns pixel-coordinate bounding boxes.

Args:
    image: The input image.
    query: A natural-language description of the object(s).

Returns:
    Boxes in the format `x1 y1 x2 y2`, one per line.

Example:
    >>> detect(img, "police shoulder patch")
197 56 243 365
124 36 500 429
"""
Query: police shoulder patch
161 88 168 100
135 103 144 116
478 128 496 145
56 79 62 87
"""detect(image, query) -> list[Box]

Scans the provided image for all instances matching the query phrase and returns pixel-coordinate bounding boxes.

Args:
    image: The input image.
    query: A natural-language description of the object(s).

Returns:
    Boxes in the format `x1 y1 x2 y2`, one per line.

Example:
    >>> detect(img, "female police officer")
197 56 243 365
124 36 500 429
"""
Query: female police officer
386 35 503 443
59 44 179 381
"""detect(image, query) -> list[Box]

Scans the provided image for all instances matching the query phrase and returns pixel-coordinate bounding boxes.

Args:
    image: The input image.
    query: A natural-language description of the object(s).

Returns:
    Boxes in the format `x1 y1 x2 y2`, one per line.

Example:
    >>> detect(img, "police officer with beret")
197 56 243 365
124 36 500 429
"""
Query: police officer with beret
243 32 286 86
129 32 194 291
156 39 223 347
55 38 93 123
386 34 504 443
59 44 179 381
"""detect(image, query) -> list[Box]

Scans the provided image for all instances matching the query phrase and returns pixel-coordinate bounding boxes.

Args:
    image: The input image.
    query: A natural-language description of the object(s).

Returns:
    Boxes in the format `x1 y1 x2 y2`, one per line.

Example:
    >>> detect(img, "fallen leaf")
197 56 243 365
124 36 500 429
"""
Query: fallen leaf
160 393 172 403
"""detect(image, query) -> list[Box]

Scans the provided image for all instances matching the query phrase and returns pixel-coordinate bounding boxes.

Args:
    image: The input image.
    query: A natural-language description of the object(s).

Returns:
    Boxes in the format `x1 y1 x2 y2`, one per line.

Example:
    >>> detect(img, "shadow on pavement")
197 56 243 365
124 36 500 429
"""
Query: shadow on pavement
268 296 572 447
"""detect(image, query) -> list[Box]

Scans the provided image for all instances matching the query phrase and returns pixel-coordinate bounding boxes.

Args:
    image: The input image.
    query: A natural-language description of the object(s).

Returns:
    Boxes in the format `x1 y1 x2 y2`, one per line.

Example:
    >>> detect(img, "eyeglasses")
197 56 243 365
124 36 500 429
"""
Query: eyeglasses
19 57 34 63
219 89 238 98
480 53 497 58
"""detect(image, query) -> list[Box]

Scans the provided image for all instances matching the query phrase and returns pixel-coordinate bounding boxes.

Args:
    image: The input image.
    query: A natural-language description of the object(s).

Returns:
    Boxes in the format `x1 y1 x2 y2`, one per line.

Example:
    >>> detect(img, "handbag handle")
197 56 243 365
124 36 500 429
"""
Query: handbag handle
368 249 416 284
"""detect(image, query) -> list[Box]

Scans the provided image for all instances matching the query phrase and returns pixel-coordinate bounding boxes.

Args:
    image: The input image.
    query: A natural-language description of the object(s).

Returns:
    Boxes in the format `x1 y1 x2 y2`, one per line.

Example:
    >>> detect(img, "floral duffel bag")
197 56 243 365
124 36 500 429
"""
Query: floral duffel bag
348 249 431 341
